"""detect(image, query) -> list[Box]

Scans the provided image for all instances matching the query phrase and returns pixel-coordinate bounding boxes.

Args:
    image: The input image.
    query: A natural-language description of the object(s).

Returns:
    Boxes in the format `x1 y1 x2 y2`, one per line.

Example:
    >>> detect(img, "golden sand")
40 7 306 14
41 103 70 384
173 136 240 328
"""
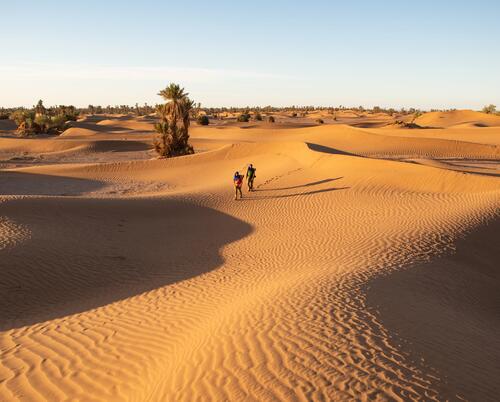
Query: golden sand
0 111 499 401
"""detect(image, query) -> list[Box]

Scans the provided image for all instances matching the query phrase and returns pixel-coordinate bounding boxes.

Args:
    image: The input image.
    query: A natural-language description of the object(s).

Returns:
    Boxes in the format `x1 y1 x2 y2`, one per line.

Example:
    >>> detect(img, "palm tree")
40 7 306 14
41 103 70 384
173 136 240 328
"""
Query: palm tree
34 99 46 117
154 83 194 157
158 84 189 125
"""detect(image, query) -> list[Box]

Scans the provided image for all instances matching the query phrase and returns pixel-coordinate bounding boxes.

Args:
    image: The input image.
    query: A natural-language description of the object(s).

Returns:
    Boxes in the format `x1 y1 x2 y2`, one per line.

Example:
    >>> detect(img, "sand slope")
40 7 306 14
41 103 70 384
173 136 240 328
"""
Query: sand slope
1 116 499 401
415 110 500 128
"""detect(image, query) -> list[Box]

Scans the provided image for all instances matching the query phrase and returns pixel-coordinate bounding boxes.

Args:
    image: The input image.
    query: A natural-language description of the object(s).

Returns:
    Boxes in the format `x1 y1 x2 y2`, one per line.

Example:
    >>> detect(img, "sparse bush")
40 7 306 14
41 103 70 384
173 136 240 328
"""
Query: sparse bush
268 116 275 123
10 110 29 126
291 112 297 117
54 105 78 122
50 114 68 128
394 120 423 129
316 118 324 124
411 110 422 123
254 113 262 121
237 113 250 122
196 115 209 125
482 104 496 114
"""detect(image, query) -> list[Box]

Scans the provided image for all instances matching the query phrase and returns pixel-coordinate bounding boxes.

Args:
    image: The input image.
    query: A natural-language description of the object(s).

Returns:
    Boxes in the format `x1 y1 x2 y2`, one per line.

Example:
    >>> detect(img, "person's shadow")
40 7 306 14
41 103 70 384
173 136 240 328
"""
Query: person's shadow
247 177 348 199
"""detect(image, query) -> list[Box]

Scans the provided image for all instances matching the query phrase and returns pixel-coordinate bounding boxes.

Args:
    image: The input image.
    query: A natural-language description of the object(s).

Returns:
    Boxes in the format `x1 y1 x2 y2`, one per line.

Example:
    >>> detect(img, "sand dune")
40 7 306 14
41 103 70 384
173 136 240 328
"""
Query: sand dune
0 115 499 401
415 109 500 128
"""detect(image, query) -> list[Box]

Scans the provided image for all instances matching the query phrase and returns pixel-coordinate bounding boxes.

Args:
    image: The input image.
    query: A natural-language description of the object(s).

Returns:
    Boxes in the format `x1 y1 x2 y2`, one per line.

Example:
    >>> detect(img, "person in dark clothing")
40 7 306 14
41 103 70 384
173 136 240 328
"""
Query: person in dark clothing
246 164 256 191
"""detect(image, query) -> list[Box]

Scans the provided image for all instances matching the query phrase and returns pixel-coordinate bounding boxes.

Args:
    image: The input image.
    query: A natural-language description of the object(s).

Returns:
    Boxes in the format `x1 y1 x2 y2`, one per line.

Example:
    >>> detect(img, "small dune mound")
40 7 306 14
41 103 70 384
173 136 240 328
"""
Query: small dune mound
96 119 124 126
96 118 153 132
60 127 99 137
415 110 500 128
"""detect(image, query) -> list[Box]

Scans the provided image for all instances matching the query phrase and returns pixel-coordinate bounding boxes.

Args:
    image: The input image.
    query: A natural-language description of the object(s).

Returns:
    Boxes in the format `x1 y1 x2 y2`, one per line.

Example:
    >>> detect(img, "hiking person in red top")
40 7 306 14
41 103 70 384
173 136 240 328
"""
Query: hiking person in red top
233 171 244 200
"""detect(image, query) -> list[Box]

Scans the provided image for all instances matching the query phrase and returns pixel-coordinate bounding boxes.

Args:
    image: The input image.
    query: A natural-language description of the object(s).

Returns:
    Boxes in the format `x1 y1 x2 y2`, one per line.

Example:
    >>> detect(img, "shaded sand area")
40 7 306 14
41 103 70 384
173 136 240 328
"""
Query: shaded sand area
0 111 499 401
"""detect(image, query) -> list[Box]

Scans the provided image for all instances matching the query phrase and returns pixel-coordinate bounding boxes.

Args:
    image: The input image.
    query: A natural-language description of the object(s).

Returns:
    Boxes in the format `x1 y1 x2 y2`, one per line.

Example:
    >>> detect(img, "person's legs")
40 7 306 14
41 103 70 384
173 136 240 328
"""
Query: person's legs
235 186 243 200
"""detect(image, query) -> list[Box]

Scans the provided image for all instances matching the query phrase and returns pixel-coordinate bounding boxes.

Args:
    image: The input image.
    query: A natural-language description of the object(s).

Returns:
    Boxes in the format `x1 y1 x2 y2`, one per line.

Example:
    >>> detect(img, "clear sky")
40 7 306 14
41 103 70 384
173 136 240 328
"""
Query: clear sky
1 0 499 109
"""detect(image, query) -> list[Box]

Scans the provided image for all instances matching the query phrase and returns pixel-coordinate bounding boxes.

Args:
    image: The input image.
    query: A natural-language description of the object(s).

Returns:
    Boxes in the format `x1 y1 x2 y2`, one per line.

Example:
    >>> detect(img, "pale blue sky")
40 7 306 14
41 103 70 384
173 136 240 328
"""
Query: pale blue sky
1 0 499 109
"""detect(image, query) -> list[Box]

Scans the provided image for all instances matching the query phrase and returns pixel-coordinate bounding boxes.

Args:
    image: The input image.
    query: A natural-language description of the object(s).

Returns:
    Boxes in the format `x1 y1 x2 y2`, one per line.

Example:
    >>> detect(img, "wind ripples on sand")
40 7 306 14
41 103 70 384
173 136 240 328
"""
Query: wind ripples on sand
0 115 499 401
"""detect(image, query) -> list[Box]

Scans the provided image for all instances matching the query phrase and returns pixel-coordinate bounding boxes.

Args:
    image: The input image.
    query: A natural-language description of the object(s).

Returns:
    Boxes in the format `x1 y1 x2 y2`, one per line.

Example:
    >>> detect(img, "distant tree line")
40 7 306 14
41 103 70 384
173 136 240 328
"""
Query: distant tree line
2 101 498 137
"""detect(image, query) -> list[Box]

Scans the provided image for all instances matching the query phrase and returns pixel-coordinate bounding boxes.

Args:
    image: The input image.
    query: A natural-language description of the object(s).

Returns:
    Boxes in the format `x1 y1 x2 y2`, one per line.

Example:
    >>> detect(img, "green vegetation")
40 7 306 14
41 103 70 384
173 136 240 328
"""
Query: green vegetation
10 100 78 136
196 115 209 125
237 113 250 122
411 110 422 123
482 104 496 114
153 83 194 157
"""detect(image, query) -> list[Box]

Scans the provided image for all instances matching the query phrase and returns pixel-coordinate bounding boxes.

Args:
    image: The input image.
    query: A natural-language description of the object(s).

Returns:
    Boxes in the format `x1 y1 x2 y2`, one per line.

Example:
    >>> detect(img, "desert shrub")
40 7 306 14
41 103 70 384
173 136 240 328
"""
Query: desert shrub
254 113 262 121
291 112 297 117
482 104 496 114
237 113 250 122
196 115 209 125
316 118 324 124
55 105 78 121
51 114 69 128
411 110 422 123
34 115 51 133
268 116 275 123
394 120 422 129
10 110 30 126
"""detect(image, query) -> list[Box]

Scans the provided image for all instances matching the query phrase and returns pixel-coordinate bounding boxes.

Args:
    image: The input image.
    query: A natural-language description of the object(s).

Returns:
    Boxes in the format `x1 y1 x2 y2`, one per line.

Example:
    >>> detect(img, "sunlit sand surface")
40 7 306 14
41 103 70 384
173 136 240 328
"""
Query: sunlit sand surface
1 110 499 401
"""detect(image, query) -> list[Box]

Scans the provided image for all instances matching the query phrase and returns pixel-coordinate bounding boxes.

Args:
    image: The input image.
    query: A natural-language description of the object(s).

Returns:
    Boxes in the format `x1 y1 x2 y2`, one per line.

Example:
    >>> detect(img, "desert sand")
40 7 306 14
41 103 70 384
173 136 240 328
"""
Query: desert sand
0 110 499 401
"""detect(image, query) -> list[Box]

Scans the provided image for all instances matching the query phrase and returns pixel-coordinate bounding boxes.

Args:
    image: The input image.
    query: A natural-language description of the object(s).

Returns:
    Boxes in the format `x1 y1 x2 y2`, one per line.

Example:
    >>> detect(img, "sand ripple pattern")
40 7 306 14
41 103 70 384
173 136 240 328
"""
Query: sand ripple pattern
1 135 499 401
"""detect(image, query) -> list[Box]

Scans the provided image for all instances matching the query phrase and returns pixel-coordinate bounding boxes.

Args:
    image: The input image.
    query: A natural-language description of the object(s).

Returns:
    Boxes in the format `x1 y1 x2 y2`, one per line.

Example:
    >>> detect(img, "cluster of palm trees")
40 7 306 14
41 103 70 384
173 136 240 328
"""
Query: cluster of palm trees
153 84 195 157
10 100 79 136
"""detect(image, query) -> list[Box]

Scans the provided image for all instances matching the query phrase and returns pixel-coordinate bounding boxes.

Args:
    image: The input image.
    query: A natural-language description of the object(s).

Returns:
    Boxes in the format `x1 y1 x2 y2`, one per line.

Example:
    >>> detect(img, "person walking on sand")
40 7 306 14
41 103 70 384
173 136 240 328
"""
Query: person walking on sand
246 163 256 191
234 171 244 200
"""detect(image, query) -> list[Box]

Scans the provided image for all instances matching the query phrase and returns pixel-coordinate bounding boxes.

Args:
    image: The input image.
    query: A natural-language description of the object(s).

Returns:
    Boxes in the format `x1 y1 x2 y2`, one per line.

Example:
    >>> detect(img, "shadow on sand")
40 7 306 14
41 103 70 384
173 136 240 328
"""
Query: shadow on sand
363 217 500 400
254 177 344 192
69 121 135 133
0 171 107 196
306 142 359 156
0 198 252 330
242 186 349 200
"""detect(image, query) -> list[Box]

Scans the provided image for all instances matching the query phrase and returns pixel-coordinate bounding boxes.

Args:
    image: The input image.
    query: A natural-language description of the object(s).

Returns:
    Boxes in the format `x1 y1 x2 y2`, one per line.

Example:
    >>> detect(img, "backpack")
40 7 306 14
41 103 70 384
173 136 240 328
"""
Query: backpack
234 175 243 186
